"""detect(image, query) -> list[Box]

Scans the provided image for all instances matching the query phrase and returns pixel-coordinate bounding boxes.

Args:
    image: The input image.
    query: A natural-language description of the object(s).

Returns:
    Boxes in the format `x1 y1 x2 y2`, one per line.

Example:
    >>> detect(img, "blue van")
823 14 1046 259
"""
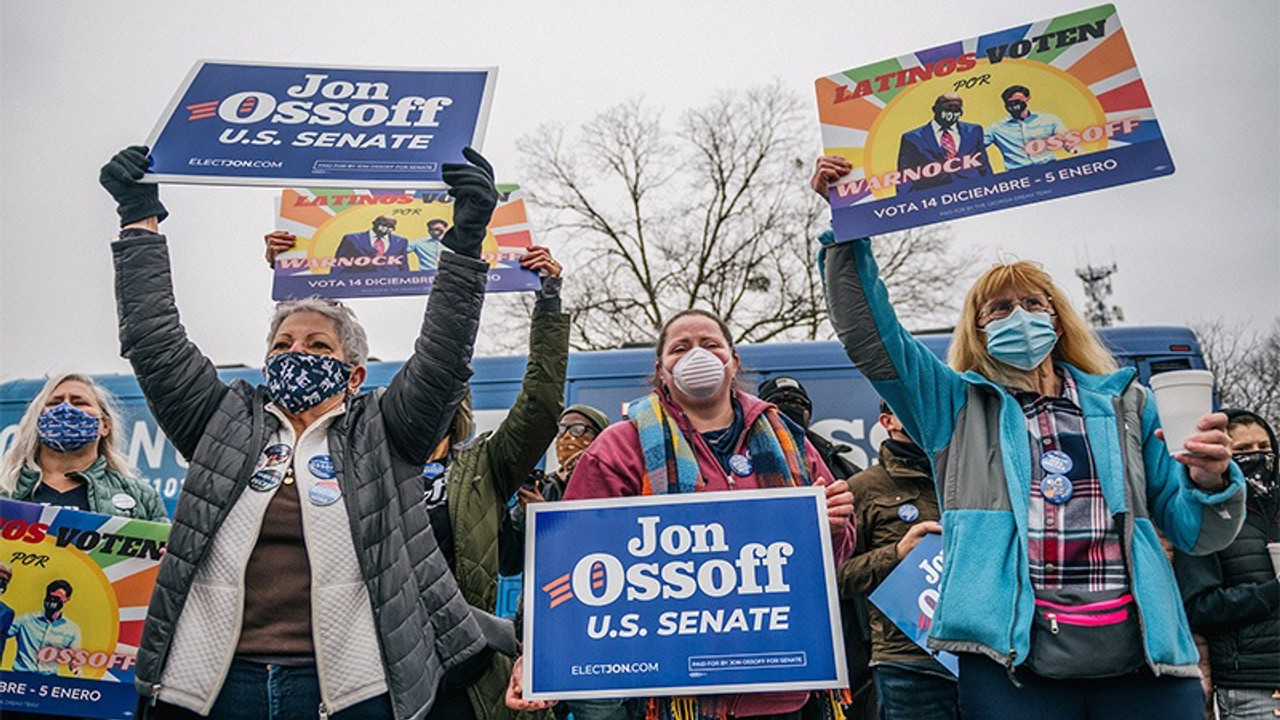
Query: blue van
0 325 1206 518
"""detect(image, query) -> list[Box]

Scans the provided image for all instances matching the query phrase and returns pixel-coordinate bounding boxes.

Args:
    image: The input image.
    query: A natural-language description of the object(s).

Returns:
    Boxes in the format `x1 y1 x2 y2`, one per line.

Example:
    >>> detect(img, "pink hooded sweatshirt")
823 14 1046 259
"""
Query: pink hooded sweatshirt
564 389 856 716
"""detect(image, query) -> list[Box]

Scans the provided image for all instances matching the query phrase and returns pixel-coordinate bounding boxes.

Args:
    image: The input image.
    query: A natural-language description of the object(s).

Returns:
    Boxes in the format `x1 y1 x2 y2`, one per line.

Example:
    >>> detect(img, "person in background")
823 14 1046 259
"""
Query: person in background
498 403 610 605
509 308 856 720
840 400 954 720
757 376 861 480
816 151 1243 720
756 375 872 718
0 373 167 521
1175 409 1279 720
100 144 499 720
533 404 610 504
429 245 569 720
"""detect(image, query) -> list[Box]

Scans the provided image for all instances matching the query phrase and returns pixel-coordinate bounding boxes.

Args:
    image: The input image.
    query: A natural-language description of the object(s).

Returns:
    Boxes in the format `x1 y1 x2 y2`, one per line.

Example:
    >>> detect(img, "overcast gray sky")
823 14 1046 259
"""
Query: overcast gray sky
2 0 1276 381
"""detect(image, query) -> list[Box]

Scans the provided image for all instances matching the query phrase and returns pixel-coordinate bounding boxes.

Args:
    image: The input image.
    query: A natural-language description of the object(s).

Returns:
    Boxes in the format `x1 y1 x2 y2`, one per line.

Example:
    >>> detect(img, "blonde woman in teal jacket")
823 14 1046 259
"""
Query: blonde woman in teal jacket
814 155 1243 719
1 373 167 521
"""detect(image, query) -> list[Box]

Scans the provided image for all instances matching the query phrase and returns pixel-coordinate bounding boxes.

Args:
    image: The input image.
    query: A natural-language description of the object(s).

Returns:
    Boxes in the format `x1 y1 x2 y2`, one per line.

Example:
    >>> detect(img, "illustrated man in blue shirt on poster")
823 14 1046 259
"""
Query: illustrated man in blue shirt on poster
984 85 1075 169
408 217 449 272
8 579 82 675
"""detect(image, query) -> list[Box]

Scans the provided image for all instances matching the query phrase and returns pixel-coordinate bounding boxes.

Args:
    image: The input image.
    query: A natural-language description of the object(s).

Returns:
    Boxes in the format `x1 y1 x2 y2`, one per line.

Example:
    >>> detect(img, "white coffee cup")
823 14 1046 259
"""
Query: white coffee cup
1148 369 1215 457
1268 542 1280 577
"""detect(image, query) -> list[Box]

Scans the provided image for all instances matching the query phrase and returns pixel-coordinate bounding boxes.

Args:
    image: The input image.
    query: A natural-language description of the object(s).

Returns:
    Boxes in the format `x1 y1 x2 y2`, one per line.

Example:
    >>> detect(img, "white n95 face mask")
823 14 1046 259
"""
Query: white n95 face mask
671 347 727 399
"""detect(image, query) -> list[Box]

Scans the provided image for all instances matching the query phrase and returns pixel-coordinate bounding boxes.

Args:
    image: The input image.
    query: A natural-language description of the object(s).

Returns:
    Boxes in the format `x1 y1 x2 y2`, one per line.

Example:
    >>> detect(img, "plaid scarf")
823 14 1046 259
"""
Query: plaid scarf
625 393 812 494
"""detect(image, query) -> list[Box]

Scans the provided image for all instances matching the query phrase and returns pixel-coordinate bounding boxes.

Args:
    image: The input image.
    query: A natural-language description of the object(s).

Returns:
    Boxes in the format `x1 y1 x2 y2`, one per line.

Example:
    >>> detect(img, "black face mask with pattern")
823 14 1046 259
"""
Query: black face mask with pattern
1235 450 1277 496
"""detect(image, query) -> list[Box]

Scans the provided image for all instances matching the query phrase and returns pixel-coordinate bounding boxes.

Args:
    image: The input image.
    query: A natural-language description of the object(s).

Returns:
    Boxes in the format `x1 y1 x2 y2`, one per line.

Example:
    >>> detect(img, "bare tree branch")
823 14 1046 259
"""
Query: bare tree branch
1193 318 1280 425
515 83 976 351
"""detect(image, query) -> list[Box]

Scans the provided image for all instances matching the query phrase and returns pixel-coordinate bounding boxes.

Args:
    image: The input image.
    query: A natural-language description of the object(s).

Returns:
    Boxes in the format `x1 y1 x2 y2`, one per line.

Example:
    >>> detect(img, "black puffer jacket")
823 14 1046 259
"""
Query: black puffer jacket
114 233 490 720
1174 430 1280 690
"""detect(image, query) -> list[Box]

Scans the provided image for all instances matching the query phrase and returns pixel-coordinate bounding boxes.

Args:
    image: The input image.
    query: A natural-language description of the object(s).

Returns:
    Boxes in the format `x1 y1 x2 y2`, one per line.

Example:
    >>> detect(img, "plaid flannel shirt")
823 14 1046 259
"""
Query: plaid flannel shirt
1014 370 1127 590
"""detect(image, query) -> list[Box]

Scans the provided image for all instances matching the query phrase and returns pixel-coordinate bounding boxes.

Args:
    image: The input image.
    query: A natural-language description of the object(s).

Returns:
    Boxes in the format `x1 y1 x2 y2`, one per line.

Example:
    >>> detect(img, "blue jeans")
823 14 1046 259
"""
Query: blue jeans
157 659 393 720
1217 686 1280 720
957 653 1205 720
872 663 959 720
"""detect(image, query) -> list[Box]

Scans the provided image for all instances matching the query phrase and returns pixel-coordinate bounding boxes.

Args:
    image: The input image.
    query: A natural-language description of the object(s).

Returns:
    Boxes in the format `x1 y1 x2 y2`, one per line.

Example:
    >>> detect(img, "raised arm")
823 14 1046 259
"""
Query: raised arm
482 248 570 497
811 156 968 455
102 147 228 460
818 236 968 456
381 148 497 463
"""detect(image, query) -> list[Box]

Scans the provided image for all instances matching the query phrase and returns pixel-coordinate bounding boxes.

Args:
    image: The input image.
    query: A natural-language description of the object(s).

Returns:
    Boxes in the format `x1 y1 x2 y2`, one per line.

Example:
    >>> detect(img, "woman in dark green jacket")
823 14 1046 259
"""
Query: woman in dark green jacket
0 373 167 521
435 246 569 720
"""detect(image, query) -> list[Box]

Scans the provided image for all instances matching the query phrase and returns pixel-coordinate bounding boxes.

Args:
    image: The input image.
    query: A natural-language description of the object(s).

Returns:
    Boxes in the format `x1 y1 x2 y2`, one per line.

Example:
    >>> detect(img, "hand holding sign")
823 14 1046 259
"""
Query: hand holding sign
264 231 297 267
811 155 853 200
99 146 169 226
440 147 497 259
896 520 942 559
869 531 959 676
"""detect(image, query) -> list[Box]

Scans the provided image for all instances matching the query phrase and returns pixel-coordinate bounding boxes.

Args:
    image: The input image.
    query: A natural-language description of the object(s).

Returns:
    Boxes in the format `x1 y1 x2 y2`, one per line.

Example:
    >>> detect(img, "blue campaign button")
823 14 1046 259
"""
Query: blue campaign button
249 468 283 492
422 461 446 480
309 480 343 506
1041 474 1074 504
897 503 920 522
728 454 754 477
1040 450 1073 476
308 454 335 479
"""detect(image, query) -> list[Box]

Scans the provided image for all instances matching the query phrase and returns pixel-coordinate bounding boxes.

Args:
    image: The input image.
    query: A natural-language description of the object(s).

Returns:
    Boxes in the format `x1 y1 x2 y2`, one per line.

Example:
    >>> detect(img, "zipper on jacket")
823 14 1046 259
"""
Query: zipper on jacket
149 684 162 706
294 416 338 715
1003 649 1023 688
1114 404 1157 675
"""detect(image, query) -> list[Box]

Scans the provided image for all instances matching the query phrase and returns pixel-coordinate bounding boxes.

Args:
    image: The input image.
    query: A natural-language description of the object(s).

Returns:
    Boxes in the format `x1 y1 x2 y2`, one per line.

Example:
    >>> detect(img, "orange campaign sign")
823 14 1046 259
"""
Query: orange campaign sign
271 184 541 299
816 4 1173 239
1 499 167 719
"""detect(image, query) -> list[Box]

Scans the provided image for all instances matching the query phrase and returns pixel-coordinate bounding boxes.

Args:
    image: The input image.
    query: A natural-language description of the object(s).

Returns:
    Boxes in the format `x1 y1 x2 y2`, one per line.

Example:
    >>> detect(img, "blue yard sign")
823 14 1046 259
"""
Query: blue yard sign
523 487 847 700
867 532 959 676
145 60 496 188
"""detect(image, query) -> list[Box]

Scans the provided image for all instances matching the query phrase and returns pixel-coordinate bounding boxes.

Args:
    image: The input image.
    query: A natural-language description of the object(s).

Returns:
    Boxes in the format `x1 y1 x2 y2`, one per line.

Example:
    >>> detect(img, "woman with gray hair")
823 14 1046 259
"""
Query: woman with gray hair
99 145 501 720
0 372 166 520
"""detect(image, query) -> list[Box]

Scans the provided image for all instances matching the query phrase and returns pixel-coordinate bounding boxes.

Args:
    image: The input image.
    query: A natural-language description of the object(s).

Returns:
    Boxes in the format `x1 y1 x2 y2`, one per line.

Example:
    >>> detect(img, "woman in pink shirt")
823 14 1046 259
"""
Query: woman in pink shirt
510 309 855 720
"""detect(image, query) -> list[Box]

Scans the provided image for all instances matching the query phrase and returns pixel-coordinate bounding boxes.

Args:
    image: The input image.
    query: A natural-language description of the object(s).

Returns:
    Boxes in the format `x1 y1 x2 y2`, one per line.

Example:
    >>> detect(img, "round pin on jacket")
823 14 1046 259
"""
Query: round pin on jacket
308 454 335 479
1041 474 1074 504
255 443 293 471
309 480 342 506
728 454 753 477
898 503 920 522
422 462 446 480
249 468 284 492
1040 450 1074 476
111 493 138 511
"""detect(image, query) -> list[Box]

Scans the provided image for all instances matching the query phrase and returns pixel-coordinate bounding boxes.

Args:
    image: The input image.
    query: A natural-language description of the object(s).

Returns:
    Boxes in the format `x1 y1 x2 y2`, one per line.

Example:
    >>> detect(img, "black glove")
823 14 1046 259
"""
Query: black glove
99 146 169 226
440 147 497 259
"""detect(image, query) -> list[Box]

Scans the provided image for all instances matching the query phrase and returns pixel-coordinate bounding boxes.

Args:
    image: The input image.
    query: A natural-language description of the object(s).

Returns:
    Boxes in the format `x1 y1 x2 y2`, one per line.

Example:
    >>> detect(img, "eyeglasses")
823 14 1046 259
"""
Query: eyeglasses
557 423 596 439
978 295 1052 325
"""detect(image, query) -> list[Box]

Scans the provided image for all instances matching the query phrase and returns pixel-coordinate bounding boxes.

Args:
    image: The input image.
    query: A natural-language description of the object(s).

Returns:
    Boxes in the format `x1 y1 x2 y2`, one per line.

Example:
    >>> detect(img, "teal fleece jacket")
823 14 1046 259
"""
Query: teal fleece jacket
820 233 1245 676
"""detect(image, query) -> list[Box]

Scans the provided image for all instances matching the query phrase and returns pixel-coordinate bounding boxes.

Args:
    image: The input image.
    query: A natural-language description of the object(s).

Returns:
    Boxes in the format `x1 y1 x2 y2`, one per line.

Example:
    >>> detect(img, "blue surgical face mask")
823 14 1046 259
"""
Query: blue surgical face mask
264 351 353 414
984 307 1058 371
37 402 102 453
